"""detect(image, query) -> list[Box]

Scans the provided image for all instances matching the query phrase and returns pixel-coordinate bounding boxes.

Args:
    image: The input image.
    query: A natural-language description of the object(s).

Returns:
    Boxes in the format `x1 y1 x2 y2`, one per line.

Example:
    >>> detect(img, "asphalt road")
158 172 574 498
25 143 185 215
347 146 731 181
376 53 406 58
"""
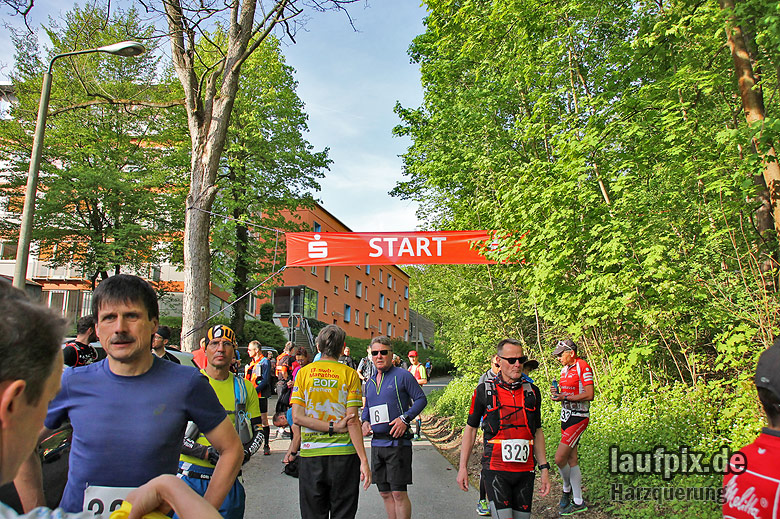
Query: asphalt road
242 375 481 518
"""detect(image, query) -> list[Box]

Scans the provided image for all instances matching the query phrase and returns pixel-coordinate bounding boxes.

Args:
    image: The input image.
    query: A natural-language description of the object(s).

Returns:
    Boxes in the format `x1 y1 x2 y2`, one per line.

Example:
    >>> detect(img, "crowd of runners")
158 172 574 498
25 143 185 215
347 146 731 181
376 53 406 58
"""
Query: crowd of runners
1 273 778 519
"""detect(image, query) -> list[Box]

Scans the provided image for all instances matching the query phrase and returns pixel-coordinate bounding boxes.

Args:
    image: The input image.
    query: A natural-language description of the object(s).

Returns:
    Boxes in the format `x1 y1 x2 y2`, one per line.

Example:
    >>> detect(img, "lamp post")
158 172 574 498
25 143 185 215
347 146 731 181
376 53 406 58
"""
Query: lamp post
12 41 146 290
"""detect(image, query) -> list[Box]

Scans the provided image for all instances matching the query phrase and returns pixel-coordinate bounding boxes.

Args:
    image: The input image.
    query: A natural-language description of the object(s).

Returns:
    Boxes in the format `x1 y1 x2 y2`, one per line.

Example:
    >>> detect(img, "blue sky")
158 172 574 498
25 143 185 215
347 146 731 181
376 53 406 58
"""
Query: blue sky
0 1 427 232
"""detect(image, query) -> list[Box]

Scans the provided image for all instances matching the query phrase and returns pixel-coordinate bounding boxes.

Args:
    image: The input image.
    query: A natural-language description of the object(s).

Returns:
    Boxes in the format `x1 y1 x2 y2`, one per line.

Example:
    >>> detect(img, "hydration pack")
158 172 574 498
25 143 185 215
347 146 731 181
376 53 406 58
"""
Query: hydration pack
481 378 537 439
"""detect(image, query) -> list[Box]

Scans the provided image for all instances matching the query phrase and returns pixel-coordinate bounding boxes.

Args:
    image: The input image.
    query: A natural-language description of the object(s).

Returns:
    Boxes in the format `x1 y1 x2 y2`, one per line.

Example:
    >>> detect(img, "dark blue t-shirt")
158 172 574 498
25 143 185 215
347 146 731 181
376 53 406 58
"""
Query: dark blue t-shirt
46 356 226 512
361 366 427 447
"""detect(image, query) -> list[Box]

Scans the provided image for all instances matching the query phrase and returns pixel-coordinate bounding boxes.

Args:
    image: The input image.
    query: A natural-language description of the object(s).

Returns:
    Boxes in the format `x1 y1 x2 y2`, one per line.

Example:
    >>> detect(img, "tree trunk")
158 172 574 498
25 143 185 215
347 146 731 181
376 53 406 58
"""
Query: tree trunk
719 0 780 286
230 184 250 341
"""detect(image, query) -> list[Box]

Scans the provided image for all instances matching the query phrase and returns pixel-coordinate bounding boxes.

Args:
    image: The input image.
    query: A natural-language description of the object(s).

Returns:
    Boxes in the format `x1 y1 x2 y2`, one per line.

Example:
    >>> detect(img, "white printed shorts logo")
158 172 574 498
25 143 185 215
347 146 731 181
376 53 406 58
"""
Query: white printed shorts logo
723 478 767 519
308 234 328 258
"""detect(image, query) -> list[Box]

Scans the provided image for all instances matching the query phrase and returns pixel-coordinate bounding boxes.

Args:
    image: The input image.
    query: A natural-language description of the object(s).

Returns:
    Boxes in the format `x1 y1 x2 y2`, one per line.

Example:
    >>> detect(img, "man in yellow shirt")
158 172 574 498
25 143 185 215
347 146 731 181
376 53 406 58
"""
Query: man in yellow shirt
286 325 370 518
179 325 263 519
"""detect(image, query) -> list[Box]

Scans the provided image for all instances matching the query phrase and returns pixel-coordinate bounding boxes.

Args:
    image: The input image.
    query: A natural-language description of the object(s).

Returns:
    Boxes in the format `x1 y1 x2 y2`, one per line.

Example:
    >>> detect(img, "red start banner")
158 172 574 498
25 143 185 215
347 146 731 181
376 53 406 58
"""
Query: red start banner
286 231 503 266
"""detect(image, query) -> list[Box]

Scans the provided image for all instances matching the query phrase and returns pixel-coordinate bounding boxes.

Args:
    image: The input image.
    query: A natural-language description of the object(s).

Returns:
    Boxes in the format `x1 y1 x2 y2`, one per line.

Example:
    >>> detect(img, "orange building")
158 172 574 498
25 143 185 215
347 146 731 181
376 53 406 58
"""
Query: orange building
268 203 410 341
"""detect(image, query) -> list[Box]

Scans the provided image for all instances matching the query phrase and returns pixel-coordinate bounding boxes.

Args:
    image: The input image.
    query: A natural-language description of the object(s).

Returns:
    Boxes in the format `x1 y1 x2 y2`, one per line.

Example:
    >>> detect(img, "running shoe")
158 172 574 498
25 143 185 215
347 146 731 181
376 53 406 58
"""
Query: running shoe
559 491 572 511
476 499 491 516
560 501 588 515
263 445 271 456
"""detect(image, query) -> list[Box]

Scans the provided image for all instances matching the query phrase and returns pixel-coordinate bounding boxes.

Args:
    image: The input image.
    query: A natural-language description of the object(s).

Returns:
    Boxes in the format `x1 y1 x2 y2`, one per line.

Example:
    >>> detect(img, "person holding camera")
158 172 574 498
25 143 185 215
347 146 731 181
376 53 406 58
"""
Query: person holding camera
361 336 427 519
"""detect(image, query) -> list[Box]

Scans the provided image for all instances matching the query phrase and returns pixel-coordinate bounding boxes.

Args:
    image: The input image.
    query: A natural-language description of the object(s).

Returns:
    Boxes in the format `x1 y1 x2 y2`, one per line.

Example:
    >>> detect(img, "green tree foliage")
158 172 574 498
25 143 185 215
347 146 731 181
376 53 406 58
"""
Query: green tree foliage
399 1 780 515
206 35 329 337
0 5 187 283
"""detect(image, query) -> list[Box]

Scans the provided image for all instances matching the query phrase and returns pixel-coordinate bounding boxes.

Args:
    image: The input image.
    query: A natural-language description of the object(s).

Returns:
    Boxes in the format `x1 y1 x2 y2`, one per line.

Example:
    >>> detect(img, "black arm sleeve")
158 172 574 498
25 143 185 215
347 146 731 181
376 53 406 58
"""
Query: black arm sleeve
466 384 486 429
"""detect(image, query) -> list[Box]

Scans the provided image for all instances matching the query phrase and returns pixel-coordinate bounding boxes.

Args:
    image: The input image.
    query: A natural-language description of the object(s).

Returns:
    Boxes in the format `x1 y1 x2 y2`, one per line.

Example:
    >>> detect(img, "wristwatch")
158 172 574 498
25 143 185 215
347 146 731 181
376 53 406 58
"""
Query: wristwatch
400 414 410 425
328 421 334 436
538 463 550 471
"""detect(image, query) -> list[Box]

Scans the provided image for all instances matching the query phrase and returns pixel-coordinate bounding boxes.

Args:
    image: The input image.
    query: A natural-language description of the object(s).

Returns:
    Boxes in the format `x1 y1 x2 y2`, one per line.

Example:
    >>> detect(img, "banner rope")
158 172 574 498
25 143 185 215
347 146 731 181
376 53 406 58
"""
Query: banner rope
182 206 291 341
181 265 288 340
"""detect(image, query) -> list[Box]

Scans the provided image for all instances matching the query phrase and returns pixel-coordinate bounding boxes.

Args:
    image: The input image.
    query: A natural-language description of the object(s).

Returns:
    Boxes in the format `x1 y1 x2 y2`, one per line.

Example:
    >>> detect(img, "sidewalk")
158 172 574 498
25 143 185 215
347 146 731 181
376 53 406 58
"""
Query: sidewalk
242 412 479 517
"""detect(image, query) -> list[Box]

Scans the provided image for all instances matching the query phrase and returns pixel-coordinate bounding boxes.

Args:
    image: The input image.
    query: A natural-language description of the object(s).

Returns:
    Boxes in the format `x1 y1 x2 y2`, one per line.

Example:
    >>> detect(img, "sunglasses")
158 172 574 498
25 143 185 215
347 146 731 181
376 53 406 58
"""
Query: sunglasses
499 355 528 365
371 349 390 356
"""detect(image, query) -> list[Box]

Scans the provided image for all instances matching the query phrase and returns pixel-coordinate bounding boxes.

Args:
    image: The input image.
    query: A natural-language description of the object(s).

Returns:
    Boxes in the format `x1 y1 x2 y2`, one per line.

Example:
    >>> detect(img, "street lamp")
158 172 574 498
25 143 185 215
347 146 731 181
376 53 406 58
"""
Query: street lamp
12 41 146 290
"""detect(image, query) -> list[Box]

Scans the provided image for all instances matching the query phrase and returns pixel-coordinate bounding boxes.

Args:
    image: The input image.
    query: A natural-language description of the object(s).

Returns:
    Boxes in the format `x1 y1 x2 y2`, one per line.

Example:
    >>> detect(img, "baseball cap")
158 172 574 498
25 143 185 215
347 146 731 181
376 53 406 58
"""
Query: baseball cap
155 326 170 341
523 359 539 371
408 350 418 357
553 339 577 356
207 324 236 344
755 340 780 399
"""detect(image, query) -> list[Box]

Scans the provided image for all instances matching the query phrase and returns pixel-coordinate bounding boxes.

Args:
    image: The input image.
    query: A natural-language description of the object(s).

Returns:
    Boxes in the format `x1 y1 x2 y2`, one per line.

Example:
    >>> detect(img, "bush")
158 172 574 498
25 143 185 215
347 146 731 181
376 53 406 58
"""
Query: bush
428 373 763 518
240 320 287 351
259 302 274 322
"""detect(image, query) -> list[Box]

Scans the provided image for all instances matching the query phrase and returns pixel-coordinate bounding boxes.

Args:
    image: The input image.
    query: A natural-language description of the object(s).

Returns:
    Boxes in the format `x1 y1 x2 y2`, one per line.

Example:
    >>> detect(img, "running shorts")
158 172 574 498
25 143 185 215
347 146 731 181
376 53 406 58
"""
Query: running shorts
560 413 589 447
372 445 413 492
259 397 268 414
481 469 534 517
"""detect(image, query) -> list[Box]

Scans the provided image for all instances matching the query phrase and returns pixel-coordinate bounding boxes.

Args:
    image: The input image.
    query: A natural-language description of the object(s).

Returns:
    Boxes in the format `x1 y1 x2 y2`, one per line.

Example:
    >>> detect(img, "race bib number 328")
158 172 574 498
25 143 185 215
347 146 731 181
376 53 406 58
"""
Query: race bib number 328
501 439 531 463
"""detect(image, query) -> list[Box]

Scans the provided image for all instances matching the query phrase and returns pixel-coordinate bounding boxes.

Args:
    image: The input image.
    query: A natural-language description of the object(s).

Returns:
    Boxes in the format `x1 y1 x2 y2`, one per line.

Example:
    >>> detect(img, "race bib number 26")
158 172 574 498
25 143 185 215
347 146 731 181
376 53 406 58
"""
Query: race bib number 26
83 485 135 517
501 439 531 463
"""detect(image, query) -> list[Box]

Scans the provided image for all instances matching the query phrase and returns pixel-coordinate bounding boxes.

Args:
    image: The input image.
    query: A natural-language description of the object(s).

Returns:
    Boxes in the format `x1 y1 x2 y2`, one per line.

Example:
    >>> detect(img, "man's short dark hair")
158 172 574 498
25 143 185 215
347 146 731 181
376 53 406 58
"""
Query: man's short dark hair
0 284 67 404
91 274 158 320
76 315 95 335
370 336 391 348
758 387 780 428
497 338 523 356
316 324 346 359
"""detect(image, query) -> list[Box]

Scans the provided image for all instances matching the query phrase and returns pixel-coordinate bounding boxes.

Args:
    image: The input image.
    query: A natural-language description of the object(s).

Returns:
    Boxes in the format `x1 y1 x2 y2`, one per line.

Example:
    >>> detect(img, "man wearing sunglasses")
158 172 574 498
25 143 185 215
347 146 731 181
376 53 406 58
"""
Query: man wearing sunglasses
361 337 427 519
457 338 550 519
551 339 594 515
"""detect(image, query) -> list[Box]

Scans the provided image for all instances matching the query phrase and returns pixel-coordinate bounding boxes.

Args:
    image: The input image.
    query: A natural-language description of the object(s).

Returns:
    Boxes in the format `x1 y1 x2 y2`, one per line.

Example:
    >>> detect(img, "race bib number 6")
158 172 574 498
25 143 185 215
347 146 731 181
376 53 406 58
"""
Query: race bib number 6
501 439 531 463
369 403 390 425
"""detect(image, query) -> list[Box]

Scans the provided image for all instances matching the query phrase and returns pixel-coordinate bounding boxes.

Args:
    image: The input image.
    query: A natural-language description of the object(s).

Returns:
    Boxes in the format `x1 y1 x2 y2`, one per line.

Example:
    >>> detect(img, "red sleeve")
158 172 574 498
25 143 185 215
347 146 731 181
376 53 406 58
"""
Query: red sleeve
579 359 594 386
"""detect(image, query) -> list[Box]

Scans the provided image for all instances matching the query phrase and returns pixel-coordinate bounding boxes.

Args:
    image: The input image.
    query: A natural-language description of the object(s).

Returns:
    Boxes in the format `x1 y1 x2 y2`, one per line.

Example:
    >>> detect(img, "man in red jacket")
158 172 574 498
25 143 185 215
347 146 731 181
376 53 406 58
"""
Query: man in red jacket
723 340 780 519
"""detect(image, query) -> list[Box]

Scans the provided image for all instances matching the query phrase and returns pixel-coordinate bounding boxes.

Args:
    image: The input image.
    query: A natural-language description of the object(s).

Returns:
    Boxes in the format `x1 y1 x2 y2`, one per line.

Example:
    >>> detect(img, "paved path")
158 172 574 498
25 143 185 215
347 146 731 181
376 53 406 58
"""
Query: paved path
243 375 479 518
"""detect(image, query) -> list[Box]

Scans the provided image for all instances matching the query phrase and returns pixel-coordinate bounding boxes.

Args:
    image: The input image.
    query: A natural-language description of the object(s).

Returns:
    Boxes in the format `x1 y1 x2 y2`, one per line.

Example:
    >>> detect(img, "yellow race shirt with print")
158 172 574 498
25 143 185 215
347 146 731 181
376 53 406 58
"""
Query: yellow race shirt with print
180 371 261 468
290 360 362 457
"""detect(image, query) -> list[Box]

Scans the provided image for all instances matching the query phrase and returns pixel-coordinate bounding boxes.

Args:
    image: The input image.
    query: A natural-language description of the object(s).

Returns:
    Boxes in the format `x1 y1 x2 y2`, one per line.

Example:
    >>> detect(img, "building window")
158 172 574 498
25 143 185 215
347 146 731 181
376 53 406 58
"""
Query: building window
0 241 17 260
344 304 351 323
387 274 392 289
311 266 318 275
366 265 371 274
404 308 407 320
394 301 398 316
324 266 331 282
379 319 382 332
356 280 363 297
364 287 368 300
344 275 350 291
379 294 385 309
334 286 338 295
379 269 383 282
354 309 359 325
314 222 321 232
387 322 392 336
404 286 409 299
364 313 370 329
323 296 328 315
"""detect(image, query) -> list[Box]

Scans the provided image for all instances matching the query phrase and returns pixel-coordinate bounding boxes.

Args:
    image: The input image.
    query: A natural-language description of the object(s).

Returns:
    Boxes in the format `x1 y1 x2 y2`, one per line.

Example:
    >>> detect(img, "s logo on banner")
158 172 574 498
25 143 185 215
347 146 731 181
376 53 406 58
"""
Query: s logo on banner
308 234 328 259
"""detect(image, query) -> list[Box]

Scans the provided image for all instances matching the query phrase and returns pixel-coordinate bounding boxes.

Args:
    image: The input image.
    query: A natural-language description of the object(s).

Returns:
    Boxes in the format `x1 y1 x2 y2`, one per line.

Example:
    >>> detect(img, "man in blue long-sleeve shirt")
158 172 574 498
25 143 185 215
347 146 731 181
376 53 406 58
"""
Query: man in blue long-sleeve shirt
361 336 427 519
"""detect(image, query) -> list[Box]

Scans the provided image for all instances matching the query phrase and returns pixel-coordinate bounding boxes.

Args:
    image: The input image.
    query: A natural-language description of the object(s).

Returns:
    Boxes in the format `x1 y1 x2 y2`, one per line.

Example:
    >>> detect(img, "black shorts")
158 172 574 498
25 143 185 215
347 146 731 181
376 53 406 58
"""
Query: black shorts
481 469 534 515
299 454 360 519
371 445 412 492
258 397 268 414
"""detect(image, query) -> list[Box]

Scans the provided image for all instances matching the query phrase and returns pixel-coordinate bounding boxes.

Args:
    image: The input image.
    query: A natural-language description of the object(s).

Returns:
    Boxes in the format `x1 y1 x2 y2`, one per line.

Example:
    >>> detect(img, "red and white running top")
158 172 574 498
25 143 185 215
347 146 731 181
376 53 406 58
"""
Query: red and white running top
558 358 593 415
723 428 780 519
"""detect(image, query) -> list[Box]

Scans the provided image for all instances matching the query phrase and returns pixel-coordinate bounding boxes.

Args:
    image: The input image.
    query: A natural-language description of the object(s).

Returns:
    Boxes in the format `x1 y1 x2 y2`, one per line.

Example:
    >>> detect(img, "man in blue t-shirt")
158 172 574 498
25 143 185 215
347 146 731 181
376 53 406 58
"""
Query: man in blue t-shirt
361 336 427 519
15 274 243 514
